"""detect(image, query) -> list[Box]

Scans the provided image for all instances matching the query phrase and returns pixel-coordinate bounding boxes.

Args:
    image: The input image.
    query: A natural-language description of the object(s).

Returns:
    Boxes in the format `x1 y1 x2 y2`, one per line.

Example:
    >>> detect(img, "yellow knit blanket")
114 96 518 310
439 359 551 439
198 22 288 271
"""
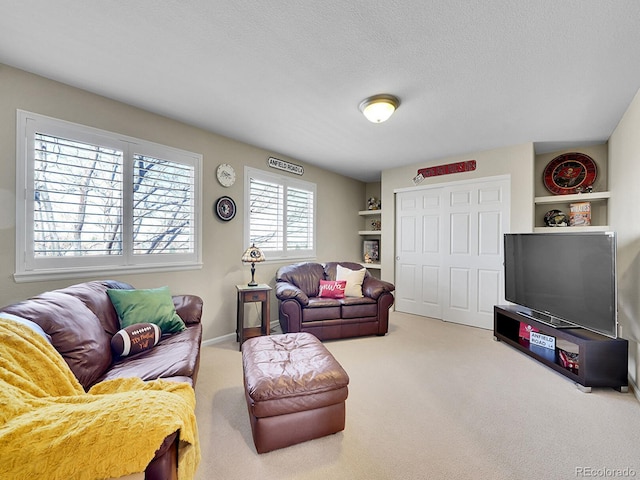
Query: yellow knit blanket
0 318 200 480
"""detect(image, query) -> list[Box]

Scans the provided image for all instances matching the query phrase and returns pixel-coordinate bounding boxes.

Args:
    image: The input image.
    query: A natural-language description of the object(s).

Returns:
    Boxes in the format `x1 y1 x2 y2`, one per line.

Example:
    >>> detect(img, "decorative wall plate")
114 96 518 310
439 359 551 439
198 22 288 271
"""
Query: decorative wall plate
215 196 236 221
216 163 236 187
543 153 597 195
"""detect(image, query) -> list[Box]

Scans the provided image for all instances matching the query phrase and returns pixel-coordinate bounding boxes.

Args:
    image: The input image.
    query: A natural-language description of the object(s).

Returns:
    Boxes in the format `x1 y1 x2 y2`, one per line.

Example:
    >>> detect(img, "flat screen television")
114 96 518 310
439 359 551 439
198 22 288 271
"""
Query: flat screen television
503 231 617 338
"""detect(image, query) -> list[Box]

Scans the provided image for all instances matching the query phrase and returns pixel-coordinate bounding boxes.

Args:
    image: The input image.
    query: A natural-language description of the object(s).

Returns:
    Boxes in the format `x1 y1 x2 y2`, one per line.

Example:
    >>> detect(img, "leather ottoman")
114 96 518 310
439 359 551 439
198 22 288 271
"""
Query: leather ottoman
242 332 349 453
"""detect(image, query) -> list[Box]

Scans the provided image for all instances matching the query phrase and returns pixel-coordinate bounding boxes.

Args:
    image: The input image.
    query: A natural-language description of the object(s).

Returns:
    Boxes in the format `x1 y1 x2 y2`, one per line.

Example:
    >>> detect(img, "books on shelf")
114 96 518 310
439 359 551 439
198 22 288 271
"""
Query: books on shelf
569 202 591 226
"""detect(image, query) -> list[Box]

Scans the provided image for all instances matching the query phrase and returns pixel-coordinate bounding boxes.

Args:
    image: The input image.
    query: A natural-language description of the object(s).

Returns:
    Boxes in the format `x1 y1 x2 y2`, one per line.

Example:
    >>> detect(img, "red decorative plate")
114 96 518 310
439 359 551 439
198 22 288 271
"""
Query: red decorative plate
543 153 597 195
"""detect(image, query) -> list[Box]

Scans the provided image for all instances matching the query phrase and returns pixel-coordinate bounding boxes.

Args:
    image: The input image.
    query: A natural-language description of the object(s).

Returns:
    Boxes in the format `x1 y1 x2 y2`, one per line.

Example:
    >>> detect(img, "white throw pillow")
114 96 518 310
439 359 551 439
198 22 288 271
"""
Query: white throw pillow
336 265 366 298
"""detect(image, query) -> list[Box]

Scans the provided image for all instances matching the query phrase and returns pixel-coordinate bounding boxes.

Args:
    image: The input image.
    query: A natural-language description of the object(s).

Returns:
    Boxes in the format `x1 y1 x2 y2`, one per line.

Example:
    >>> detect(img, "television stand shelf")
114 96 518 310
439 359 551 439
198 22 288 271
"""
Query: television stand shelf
494 305 628 392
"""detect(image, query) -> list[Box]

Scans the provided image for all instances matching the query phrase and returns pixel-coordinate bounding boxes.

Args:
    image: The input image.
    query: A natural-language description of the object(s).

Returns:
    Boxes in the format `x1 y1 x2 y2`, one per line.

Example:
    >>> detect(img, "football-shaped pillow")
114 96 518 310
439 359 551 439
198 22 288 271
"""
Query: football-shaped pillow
111 323 161 358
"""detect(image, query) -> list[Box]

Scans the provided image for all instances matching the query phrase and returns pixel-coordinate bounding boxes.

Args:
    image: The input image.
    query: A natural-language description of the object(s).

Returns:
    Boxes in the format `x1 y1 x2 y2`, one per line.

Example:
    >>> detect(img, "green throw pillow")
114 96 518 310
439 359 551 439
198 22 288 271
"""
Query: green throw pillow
107 286 186 334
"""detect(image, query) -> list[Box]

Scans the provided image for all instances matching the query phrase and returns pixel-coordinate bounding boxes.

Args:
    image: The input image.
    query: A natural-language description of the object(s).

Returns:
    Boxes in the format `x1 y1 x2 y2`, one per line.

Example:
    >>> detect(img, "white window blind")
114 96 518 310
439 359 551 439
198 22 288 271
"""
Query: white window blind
34 133 124 257
16 110 202 281
286 186 314 250
132 154 195 255
245 167 315 260
248 177 284 251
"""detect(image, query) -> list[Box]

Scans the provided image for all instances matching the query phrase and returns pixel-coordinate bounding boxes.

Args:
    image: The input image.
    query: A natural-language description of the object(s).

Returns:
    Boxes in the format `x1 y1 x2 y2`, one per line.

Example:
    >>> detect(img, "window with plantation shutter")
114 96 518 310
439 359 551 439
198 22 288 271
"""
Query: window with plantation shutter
132 154 195 256
245 167 315 260
33 133 124 258
16 110 202 281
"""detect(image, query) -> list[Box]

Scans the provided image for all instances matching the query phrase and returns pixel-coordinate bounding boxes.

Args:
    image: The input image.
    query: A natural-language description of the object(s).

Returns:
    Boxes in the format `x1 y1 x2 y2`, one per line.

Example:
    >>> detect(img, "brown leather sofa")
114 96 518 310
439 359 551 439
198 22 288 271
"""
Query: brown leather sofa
0 280 203 480
276 261 395 341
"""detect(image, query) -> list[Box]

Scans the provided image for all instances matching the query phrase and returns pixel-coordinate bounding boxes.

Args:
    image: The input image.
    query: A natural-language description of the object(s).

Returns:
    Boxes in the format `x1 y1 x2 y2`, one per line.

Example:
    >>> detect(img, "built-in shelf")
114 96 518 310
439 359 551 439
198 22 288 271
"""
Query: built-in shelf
534 225 612 233
534 191 610 204
361 263 381 270
358 210 382 236
358 208 382 276
534 191 611 230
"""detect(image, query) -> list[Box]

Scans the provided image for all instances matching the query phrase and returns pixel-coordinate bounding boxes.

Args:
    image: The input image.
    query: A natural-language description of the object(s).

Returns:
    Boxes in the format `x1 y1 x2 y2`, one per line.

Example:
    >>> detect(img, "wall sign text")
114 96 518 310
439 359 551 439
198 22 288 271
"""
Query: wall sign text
268 157 304 176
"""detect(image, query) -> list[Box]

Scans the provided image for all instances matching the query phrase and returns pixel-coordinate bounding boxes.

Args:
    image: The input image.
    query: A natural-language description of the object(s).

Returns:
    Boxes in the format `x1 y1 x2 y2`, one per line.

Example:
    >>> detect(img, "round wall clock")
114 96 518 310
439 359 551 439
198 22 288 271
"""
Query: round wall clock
543 152 597 195
215 196 236 221
216 163 236 187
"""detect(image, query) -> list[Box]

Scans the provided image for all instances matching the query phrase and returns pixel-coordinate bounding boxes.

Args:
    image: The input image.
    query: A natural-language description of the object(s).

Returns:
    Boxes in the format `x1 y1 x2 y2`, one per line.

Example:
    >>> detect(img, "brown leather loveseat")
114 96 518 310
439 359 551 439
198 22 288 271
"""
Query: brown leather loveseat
276 261 395 341
0 279 202 480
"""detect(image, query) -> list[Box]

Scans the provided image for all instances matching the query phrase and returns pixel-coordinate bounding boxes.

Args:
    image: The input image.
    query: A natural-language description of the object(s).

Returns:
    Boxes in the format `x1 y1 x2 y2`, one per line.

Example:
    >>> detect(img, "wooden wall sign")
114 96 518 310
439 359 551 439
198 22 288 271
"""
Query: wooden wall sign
413 160 476 185
268 157 304 176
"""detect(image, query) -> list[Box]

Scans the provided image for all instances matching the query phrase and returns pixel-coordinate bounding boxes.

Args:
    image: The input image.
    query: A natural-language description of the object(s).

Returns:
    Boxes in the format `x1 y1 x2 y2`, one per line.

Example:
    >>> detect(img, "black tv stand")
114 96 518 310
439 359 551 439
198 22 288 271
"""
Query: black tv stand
494 305 628 392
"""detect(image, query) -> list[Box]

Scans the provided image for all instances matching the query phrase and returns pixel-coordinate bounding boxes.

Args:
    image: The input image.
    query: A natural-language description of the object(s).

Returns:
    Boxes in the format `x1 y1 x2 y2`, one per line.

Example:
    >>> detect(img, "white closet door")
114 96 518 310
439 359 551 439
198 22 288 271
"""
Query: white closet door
395 176 510 330
395 188 444 318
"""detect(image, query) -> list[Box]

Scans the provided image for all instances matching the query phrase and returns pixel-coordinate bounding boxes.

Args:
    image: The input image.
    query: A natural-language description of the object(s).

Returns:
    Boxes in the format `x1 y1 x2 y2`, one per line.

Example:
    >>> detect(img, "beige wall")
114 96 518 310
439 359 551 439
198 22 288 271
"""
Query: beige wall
0 64 365 341
609 87 640 388
379 143 535 283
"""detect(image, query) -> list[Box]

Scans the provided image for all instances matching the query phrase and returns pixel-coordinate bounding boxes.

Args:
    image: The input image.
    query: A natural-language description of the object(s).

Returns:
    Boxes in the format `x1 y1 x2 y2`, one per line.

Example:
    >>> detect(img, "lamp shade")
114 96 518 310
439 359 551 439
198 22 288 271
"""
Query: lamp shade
242 244 265 286
241 244 266 263
359 94 400 123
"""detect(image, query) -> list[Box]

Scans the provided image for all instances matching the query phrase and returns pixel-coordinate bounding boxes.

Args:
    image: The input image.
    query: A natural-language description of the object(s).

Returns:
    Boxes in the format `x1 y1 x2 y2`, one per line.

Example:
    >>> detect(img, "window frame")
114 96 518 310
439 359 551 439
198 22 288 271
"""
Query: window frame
15 110 202 282
244 166 316 262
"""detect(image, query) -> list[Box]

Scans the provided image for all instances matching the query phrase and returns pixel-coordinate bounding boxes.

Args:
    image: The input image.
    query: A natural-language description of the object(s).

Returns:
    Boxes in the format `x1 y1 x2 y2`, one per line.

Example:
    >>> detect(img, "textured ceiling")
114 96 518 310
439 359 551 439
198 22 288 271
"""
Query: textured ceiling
1 1 640 182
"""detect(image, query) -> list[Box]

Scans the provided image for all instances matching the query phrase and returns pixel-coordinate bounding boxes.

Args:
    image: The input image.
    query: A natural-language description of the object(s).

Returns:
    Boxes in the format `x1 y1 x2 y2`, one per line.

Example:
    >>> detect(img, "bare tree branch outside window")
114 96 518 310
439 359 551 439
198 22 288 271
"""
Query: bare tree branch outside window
34 134 123 257
132 154 194 255
33 135 194 258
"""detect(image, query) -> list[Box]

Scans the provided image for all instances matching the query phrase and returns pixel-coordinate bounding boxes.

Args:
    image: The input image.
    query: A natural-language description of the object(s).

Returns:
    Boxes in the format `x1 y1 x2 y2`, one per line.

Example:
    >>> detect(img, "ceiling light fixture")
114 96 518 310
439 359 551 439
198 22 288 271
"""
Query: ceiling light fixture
358 94 400 123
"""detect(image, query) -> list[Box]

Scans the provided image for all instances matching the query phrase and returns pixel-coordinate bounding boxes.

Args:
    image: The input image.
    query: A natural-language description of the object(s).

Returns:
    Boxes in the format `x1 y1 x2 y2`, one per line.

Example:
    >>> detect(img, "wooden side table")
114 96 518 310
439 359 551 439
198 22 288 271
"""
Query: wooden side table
236 284 272 351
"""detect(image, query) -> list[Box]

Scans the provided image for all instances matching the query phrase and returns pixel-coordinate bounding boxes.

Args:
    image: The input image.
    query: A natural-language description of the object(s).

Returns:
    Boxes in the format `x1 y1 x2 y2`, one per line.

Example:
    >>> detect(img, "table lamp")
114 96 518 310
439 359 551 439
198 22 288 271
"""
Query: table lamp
241 244 266 286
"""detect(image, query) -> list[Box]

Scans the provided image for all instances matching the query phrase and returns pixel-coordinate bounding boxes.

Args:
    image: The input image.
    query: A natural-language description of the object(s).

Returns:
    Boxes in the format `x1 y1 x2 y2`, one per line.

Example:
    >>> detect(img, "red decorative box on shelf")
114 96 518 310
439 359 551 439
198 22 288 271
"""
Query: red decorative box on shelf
558 349 579 373
518 322 539 340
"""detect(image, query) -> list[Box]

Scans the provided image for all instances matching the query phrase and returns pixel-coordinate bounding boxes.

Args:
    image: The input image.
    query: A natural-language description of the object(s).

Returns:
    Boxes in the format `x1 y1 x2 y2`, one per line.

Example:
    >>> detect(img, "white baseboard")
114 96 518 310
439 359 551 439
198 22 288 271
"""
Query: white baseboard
629 376 639 404
201 320 280 347
202 333 235 347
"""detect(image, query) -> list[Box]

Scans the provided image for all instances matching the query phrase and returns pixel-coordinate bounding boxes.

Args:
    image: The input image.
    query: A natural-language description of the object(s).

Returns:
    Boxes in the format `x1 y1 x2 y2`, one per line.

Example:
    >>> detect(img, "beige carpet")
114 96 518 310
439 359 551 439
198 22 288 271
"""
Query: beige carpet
194 311 640 480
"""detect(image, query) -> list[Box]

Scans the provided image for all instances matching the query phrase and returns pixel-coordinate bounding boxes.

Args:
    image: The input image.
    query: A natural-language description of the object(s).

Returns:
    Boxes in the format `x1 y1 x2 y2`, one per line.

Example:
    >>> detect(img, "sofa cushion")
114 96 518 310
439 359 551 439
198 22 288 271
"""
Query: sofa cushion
336 265 366 297
324 262 370 280
107 286 186 334
276 262 325 297
111 323 161 358
96 324 201 387
306 297 341 308
302 302 341 322
318 280 346 298
1 291 113 389
59 280 133 336
341 298 378 319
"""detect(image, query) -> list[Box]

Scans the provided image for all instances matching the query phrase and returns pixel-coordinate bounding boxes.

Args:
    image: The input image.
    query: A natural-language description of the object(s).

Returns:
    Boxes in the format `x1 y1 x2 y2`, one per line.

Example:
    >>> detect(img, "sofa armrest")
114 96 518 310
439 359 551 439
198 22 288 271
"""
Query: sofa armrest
145 430 179 480
275 282 310 306
172 295 203 325
362 276 395 300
